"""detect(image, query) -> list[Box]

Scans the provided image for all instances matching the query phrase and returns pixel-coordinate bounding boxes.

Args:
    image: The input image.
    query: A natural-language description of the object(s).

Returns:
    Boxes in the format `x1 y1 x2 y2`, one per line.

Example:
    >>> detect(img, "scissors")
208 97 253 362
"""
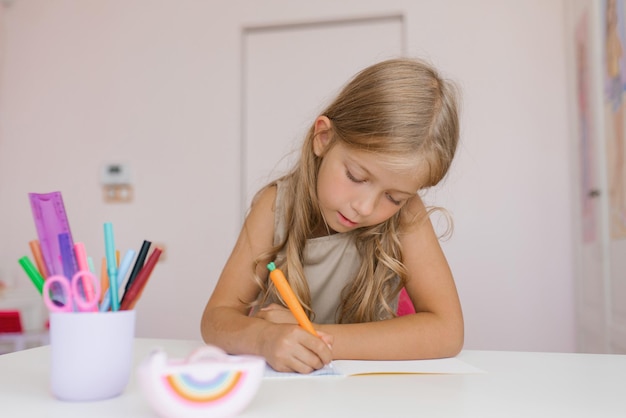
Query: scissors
43 270 101 312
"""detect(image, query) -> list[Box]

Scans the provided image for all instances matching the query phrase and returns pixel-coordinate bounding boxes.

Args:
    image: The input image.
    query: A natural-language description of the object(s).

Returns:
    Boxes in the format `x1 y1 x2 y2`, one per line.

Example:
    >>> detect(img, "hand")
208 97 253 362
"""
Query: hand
254 303 298 324
257 318 334 374
255 303 334 350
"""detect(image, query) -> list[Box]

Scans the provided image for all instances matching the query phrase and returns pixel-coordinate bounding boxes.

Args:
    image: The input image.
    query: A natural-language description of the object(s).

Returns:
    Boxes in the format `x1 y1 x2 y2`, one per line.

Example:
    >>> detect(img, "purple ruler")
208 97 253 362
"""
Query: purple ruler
28 192 77 277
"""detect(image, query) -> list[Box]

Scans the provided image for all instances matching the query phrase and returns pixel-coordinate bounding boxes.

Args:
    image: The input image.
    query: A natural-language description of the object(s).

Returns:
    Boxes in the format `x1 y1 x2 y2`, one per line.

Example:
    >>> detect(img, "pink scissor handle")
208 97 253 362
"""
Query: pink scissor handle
71 270 101 312
43 271 101 313
43 275 73 312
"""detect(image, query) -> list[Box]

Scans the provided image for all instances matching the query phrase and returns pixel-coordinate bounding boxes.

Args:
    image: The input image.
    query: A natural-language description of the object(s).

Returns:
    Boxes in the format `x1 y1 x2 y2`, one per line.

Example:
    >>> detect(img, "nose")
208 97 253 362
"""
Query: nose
351 193 377 217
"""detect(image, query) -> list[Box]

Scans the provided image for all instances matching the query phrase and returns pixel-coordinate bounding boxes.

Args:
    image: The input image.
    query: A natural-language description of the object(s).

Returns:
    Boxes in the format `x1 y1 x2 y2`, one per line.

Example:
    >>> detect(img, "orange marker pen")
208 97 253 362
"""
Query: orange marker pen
29 240 49 278
100 257 110 306
267 262 318 337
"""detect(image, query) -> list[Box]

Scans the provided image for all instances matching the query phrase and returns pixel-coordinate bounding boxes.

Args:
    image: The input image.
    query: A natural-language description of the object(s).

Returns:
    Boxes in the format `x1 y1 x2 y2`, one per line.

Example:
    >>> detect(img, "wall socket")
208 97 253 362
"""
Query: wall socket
101 163 131 186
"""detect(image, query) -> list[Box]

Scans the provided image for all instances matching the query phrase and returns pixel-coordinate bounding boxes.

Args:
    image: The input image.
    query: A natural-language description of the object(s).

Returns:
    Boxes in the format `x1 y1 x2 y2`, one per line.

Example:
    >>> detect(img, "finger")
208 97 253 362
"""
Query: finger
288 349 326 374
315 334 334 364
316 330 334 350
265 303 290 311
272 327 330 373
296 332 334 370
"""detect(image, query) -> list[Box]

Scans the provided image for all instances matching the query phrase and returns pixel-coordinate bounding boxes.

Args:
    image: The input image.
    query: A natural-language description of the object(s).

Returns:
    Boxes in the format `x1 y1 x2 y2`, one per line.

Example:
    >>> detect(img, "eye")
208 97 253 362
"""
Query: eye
386 193 402 206
346 169 364 183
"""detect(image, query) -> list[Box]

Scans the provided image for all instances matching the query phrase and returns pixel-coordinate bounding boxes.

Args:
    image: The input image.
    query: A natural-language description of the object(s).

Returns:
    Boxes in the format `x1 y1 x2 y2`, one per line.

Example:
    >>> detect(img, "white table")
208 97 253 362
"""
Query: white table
0 338 624 417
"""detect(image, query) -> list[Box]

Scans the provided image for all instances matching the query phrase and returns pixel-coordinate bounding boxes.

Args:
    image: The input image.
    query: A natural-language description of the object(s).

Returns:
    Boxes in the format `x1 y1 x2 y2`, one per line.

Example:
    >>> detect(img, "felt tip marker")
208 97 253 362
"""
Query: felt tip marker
104 222 119 311
121 240 151 305
266 262 318 337
120 247 162 311
100 249 136 312
18 256 44 294
74 242 97 311
28 240 49 278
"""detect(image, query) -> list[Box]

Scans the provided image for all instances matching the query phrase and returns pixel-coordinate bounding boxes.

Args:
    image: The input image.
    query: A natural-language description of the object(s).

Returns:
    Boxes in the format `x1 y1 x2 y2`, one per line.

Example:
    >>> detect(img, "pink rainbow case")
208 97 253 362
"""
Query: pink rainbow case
137 346 265 418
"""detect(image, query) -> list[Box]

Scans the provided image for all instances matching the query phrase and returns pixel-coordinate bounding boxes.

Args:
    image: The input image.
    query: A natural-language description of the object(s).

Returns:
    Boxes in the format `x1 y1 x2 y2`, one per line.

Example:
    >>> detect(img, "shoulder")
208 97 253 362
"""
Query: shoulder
237 185 279 269
396 194 448 266
247 185 278 225
399 194 429 233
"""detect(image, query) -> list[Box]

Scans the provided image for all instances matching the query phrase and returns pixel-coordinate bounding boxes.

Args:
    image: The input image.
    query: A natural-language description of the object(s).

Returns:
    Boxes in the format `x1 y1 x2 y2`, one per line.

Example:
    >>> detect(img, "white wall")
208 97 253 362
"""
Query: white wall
0 0 575 352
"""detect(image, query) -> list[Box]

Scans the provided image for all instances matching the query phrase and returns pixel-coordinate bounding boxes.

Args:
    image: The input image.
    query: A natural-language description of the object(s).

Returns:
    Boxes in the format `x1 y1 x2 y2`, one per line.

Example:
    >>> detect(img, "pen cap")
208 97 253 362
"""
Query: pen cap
103 223 117 274
18 256 44 294
128 240 152 282
74 242 89 272
120 247 162 311
266 262 318 337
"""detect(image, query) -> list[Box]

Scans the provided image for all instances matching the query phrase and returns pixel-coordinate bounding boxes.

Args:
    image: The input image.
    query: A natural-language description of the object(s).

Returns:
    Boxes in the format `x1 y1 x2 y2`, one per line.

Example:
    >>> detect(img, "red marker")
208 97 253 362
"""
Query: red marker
120 248 162 310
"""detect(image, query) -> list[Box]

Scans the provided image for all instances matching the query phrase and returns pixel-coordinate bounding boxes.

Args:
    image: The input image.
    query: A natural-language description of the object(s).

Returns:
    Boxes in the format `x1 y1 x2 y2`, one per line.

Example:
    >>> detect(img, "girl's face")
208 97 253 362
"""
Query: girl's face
313 140 424 234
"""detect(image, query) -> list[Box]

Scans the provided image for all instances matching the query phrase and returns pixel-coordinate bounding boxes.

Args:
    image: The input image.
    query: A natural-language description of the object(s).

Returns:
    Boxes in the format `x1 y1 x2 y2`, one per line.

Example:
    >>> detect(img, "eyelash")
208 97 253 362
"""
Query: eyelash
345 170 364 183
346 169 402 206
386 194 401 206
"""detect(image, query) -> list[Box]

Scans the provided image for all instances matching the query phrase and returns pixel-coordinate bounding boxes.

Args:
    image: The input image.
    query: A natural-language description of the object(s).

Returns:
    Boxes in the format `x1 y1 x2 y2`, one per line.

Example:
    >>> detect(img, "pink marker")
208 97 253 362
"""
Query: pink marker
74 242 98 311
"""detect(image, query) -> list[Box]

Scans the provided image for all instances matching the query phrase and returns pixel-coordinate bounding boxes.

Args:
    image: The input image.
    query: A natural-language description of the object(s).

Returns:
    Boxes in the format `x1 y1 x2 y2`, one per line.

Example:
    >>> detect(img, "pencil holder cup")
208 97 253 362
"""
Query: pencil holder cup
49 310 135 402
137 345 265 418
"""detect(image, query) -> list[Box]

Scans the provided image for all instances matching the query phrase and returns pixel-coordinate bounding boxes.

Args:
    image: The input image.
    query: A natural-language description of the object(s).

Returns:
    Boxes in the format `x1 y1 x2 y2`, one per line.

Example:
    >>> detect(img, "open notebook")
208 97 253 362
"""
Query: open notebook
263 357 484 378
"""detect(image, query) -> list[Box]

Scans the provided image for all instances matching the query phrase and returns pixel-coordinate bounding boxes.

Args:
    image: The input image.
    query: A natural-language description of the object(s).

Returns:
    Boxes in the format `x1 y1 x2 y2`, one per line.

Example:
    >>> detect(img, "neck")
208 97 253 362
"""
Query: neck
310 216 337 238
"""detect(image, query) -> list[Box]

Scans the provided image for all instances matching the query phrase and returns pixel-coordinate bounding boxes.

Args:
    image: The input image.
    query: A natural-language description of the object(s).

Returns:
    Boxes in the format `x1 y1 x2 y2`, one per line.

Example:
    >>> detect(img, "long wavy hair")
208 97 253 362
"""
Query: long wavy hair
252 58 460 323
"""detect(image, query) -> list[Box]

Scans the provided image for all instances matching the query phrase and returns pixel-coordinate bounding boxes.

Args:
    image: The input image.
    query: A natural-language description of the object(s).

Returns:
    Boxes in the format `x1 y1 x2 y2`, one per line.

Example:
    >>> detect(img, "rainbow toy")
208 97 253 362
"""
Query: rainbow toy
137 346 265 418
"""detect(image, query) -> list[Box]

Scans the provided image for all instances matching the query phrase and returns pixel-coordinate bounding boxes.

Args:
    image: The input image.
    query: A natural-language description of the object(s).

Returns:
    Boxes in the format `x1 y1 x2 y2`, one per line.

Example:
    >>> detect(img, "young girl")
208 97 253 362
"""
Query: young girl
201 57 464 373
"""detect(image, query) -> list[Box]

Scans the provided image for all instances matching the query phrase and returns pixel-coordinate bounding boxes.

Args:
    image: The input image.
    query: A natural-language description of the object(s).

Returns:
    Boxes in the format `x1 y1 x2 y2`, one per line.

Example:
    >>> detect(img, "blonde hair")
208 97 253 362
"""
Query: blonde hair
253 58 460 323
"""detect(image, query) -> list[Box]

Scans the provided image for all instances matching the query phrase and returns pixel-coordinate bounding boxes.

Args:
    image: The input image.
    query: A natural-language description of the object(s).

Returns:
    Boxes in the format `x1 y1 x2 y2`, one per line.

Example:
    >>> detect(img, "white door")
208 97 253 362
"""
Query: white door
572 7 609 353
570 0 626 354
242 15 404 214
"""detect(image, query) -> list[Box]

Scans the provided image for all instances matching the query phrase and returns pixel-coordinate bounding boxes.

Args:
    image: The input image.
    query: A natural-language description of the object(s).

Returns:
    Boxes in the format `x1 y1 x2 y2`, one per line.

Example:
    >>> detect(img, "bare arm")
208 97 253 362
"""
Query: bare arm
318 196 464 360
200 186 333 372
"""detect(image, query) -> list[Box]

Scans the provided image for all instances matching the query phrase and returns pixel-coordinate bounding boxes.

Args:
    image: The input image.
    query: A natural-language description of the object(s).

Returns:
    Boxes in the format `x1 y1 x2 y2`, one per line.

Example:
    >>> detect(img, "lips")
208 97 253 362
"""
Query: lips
337 212 357 228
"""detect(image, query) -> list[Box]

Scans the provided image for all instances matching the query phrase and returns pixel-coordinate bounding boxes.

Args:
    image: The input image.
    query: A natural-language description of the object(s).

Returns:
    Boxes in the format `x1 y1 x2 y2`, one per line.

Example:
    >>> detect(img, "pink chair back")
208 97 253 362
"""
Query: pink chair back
397 288 415 316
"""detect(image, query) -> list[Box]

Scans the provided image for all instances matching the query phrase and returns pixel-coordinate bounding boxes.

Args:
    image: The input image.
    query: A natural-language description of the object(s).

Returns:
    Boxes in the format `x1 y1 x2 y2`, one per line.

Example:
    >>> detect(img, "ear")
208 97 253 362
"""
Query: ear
313 116 332 157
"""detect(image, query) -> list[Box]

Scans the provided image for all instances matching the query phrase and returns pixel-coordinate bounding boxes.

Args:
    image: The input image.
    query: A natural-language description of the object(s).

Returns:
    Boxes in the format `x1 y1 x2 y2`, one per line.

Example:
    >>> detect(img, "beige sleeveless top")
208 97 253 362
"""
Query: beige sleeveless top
273 180 361 324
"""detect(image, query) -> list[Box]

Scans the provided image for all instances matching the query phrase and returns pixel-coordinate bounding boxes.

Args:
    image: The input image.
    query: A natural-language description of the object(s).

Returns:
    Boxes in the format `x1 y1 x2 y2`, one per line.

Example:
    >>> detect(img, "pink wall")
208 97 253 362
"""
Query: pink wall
0 0 575 352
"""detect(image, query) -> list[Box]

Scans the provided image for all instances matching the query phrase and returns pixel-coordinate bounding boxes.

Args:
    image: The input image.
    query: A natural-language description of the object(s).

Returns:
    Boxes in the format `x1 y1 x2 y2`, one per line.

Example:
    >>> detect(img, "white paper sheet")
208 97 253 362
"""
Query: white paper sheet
263 357 484 378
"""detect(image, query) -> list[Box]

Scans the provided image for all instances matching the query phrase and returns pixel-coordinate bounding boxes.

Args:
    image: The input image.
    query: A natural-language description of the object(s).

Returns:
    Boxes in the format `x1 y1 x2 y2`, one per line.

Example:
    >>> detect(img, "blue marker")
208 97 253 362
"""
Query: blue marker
87 256 96 274
104 222 119 311
100 249 135 312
